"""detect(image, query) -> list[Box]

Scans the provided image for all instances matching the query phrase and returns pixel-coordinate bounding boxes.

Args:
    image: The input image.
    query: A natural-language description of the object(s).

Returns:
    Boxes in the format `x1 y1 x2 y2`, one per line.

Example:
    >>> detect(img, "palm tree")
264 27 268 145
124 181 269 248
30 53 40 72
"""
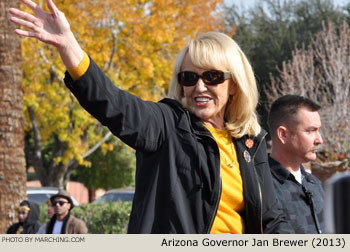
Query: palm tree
0 0 26 233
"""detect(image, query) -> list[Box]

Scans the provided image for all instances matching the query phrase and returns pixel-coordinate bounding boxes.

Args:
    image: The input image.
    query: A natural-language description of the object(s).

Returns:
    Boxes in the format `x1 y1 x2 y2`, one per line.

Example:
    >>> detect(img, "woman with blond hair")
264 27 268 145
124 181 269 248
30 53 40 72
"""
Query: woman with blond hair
10 0 291 233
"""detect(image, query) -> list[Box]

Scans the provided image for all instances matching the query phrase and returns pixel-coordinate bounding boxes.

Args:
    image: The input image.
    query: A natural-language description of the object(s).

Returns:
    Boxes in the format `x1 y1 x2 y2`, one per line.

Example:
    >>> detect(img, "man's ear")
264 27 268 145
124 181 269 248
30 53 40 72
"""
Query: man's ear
276 125 289 144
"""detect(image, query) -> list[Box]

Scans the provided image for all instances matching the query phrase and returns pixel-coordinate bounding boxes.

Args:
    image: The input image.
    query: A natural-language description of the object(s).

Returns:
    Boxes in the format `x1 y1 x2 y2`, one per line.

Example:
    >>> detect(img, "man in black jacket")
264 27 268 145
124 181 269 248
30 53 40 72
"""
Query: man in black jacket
7 200 40 234
268 95 325 233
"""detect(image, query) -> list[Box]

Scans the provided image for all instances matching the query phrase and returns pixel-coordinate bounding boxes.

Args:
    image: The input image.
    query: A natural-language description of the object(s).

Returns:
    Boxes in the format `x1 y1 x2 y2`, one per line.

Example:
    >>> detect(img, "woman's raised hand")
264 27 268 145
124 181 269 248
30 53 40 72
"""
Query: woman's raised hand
9 0 84 69
9 0 71 48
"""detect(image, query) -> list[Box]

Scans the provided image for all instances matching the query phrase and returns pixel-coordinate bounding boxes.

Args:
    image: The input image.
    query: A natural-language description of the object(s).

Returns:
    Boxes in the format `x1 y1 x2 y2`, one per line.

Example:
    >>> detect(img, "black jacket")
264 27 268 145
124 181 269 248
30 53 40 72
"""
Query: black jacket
65 59 291 234
269 156 325 233
7 200 40 234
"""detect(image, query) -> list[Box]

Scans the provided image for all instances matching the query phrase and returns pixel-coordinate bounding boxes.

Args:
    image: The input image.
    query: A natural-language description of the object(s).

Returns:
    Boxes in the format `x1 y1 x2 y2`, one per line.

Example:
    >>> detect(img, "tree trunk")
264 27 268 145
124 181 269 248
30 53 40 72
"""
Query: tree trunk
0 0 26 233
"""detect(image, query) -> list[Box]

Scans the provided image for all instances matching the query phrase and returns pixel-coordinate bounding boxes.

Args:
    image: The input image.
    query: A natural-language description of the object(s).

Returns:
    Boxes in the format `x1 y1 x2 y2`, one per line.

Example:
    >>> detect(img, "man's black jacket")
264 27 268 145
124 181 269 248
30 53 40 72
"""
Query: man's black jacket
269 156 325 233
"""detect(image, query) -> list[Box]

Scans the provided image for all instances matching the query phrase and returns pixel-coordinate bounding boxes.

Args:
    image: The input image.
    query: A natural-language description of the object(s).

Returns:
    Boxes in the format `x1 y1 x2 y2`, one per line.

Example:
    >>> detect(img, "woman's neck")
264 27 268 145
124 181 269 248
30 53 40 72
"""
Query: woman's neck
202 120 225 130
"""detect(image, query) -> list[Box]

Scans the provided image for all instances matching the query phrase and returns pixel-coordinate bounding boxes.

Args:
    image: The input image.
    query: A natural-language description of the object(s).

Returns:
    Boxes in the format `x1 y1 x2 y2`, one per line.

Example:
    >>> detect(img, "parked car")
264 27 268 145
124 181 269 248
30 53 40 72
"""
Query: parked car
27 187 79 206
93 187 135 203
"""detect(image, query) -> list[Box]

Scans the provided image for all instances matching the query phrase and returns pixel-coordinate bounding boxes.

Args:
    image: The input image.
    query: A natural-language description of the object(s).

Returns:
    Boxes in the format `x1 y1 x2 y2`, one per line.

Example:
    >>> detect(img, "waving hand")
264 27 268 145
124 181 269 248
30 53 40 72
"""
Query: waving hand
9 0 84 69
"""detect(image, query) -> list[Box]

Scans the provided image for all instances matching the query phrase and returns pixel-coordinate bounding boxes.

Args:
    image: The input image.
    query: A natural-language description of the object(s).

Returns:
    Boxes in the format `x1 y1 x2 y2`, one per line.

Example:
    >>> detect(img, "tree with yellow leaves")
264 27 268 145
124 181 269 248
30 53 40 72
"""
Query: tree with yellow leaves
19 0 225 188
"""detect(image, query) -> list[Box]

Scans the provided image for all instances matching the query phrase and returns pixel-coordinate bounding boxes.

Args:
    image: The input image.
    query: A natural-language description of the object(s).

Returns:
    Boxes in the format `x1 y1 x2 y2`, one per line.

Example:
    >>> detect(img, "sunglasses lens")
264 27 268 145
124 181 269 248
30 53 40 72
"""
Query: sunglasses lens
178 71 199 86
52 201 67 206
202 70 224 85
178 70 228 86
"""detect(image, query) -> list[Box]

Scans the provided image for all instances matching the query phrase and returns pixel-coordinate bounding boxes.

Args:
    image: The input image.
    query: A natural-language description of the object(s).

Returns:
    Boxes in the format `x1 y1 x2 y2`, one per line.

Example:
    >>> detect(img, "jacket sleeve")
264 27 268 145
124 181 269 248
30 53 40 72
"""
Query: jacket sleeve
6 224 18 234
67 216 88 234
75 219 88 234
64 58 175 152
254 138 294 234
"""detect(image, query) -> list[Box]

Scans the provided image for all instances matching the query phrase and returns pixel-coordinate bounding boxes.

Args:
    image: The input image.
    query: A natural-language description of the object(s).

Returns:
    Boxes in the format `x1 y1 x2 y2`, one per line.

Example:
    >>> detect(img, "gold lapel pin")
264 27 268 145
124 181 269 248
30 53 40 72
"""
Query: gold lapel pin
245 138 254 149
243 150 251 163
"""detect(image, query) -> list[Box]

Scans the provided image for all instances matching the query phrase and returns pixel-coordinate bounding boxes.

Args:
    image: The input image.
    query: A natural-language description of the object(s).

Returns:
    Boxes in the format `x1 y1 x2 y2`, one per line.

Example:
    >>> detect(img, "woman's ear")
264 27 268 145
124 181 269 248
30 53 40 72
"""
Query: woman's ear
229 79 236 96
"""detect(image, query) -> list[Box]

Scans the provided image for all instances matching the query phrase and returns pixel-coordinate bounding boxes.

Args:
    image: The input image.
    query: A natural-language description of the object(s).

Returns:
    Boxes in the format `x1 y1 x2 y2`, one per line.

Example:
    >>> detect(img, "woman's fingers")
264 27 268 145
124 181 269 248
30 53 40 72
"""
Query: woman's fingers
20 0 39 9
20 0 43 16
9 8 43 38
9 16 37 31
46 0 59 17
9 8 38 26
14 28 36 39
9 8 35 22
10 0 75 49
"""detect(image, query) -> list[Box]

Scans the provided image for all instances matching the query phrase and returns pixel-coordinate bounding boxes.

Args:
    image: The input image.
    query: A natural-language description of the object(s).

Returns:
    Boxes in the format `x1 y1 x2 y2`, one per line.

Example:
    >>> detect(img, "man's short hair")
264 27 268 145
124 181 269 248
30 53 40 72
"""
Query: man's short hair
268 95 321 139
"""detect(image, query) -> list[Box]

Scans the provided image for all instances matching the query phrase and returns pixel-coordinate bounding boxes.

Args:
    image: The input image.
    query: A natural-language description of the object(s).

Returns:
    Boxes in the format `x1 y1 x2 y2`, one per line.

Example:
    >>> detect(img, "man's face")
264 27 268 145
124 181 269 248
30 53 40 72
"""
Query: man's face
17 206 29 223
51 197 71 217
286 107 323 163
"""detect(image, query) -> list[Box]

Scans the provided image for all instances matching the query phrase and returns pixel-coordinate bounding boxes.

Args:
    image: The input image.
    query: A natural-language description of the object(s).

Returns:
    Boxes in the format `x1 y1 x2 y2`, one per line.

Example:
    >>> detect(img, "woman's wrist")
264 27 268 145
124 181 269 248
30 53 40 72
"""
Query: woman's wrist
57 31 85 69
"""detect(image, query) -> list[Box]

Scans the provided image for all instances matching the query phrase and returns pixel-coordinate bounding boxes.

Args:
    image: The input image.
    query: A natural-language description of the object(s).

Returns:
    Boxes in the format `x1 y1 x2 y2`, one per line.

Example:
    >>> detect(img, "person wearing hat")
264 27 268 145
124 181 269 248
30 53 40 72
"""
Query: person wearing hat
46 190 88 234
7 200 40 234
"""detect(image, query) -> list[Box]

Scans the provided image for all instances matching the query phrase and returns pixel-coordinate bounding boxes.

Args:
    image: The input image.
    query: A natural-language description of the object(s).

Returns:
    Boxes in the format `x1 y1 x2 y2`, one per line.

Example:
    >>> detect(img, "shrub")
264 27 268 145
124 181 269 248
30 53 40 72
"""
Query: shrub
38 203 50 225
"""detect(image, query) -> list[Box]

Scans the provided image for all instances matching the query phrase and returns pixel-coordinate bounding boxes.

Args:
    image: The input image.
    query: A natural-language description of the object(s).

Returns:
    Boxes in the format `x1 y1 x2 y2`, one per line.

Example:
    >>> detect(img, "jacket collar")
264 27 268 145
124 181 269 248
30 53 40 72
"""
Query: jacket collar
160 98 267 153
268 155 316 184
189 107 267 160
235 130 266 154
159 98 207 135
184 103 267 144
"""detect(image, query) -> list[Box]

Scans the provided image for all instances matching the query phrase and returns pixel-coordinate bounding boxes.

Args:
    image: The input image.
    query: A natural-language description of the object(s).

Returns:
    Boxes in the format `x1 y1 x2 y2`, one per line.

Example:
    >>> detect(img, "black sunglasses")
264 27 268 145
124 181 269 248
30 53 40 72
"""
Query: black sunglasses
178 70 231 86
52 200 69 206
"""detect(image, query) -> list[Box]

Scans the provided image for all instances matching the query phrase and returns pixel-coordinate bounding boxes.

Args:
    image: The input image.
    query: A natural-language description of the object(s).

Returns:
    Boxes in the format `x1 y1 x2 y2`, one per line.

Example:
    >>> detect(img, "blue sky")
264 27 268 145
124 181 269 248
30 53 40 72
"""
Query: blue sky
225 0 349 8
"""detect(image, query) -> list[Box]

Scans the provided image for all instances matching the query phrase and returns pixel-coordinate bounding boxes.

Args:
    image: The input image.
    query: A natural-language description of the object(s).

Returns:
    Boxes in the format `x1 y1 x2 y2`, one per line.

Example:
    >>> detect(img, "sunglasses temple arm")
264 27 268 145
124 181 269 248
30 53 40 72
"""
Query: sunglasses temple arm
224 72 232 79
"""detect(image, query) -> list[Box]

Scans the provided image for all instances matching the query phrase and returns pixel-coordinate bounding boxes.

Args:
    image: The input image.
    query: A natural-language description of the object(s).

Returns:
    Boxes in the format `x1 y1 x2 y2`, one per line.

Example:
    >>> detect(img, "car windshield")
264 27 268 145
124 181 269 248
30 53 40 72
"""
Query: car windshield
111 193 134 202
94 192 134 203
27 193 52 203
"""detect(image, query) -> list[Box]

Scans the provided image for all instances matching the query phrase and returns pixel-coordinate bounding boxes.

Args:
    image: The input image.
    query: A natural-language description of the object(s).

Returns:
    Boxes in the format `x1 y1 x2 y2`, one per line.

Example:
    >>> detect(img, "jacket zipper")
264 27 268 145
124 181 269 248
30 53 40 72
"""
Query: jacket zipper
207 172 222 234
184 110 223 233
203 132 222 234
252 131 267 234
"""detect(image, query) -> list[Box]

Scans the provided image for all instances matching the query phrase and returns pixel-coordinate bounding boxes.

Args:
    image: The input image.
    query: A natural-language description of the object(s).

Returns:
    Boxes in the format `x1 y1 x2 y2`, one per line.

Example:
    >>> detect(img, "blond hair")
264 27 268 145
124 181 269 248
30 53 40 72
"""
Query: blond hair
168 32 261 137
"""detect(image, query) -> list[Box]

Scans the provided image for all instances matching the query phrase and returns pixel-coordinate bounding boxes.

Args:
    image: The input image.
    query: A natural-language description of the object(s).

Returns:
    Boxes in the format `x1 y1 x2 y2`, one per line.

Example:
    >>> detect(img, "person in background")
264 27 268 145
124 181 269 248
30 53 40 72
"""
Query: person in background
46 190 88 234
36 200 55 234
9 0 292 233
7 200 40 234
268 94 325 233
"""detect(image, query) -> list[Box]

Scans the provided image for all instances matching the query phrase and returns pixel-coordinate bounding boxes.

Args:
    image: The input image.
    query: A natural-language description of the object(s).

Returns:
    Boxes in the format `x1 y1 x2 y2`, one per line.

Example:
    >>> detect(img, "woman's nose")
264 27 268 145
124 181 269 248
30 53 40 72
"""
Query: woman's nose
194 78 208 92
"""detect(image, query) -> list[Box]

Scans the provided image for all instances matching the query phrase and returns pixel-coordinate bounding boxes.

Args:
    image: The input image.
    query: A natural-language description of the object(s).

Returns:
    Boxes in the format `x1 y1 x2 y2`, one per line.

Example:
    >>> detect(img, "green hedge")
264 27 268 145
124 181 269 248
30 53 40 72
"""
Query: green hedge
39 202 132 234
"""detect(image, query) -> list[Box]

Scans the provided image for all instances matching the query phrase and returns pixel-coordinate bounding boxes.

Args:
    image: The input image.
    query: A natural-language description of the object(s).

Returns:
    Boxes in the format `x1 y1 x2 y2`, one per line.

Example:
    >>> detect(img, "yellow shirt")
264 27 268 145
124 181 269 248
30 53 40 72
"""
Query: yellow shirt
205 125 245 234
